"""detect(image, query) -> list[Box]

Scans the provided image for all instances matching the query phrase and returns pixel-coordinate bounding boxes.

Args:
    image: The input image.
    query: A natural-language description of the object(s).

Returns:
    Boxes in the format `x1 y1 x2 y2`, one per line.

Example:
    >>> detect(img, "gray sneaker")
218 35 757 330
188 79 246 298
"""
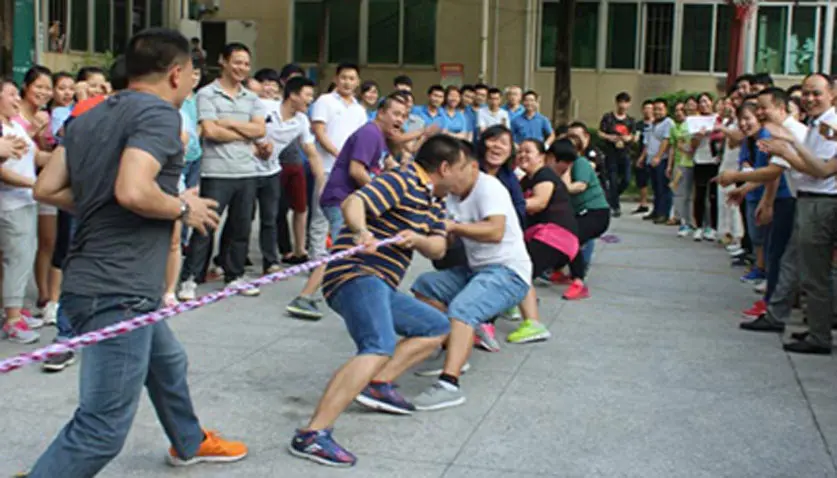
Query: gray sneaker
286 296 324 320
413 382 466 411
414 350 470 377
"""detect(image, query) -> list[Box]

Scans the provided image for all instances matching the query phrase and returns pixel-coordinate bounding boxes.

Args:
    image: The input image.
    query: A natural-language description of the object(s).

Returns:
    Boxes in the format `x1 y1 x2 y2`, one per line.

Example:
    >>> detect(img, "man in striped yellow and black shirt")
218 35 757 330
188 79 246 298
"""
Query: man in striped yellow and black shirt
289 135 473 468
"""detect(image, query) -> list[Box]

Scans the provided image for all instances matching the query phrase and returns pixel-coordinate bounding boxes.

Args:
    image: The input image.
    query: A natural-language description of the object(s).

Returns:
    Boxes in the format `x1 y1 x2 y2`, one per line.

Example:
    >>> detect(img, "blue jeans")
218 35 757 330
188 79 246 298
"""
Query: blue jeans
764 198 795 302
745 200 771 247
28 293 204 477
322 205 344 243
652 161 673 217
326 275 450 356
55 215 77 341
412 264 530 327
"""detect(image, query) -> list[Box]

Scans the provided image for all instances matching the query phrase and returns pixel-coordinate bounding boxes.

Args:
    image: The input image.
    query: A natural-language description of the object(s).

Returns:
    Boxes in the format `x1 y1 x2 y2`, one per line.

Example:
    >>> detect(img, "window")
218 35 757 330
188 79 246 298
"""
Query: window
644 3 674 74
680 3 730 73
606 3 638 69
755 5 824 76
539 0 599 69
149 0 164 27
112 0 129 54
69 0 88 51
293 0 437 65
713 4 730 73
94 0 111 53
46 0 69 52
132 0 147 35
328 0 360 63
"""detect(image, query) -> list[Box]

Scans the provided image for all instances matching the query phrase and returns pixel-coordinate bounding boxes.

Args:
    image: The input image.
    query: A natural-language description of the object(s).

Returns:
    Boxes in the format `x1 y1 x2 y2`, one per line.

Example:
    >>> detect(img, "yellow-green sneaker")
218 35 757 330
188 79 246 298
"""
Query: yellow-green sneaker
507 319 551 344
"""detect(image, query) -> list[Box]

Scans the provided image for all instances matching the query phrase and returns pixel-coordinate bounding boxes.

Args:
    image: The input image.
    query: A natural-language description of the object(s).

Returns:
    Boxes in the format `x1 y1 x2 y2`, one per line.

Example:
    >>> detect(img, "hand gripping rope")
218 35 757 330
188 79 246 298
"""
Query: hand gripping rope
0 236 400 375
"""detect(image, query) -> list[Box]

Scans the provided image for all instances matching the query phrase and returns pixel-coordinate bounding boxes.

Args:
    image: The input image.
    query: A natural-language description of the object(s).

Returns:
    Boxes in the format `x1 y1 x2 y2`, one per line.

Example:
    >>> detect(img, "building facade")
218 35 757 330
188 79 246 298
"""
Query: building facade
35 0 837 123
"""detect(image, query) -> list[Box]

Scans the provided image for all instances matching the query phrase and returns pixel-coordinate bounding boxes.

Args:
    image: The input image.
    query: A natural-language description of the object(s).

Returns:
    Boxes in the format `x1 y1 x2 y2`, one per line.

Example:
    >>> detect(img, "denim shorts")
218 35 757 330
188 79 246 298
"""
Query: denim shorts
411 264 530 327
326 275 451 356
746 200 771 246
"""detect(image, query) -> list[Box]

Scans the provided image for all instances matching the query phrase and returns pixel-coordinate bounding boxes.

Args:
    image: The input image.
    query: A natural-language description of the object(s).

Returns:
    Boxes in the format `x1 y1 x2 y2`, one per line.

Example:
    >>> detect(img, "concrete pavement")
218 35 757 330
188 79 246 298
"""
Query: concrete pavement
2 211 837 477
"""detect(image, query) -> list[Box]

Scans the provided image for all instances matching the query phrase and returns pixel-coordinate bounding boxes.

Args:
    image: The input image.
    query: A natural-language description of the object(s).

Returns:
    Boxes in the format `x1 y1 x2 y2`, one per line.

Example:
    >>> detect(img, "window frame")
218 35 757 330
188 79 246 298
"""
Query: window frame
537 0 600 71
290 0 437 68
676 1 727 77
57 0 167 54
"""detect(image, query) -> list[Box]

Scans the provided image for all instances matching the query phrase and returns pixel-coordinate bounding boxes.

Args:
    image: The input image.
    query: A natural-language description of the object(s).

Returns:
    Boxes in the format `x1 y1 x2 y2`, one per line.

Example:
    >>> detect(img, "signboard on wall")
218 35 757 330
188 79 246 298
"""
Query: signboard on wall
439 63 464 87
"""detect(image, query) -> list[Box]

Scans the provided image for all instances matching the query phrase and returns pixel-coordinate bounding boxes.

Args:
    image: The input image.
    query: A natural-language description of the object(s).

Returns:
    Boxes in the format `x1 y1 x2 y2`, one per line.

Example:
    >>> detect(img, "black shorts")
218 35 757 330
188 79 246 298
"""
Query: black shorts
51 210 73 269
634 164 650 188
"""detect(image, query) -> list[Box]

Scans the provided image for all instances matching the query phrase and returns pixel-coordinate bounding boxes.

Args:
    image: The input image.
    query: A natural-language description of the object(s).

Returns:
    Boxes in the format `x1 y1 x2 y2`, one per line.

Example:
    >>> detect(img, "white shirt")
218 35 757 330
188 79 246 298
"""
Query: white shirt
446 172 532 285
796 107 837 195
477 107 510 129
260 99 316 176
719 120 740 172
310 92 368 173
769 116 809 197
692 136 715 165
0 121 37 211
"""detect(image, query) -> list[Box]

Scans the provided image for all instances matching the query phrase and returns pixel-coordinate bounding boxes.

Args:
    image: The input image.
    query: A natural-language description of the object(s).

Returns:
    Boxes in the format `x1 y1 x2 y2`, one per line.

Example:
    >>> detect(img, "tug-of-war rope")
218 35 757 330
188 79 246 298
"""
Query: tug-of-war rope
0 236 401 375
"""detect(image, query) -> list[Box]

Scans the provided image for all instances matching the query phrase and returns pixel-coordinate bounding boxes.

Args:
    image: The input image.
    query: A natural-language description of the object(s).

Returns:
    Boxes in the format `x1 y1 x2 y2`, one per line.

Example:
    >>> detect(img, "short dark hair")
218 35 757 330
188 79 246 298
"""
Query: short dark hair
336 62 359 76
548 138 578 163
642 99 653 107
52 71 73 85
414 135 465 173
568 121 588 134
735 74 754 86
459 139 476 159
652 98 668 106
125 28 191 80
555 123 569 136
521 138 546 154
221 42 250 60
752 72 774 87
360 80 378 95
378 92 408 111
787 84 802 96
254 68 281 84
109 55 129 91
758 87 789 111
615 91 631 103
474 83 489 92
279 63 305 84
461 84 475 94
283 76 315 100
427 84 444 95
76 66 105 83
190 37 200 43
522 90 538 100
395 90 414 102
487 87 502 97
393 75 412 87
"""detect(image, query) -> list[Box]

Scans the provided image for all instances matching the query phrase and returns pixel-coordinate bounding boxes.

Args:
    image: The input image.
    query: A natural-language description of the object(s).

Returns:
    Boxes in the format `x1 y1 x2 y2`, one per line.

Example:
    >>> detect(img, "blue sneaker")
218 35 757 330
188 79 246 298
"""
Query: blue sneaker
355 382 415 415
289 429 357 467
740 268 766 283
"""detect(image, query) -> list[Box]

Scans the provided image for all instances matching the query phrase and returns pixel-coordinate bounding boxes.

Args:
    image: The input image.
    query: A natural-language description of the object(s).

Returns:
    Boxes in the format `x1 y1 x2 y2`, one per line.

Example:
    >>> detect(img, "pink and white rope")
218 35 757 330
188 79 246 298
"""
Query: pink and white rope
0 236 400 375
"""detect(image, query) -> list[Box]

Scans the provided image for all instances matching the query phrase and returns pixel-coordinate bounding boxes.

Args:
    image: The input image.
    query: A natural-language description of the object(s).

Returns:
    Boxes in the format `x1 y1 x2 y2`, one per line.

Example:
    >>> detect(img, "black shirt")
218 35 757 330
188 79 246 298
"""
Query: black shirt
599 111 637 155
520 167 578 235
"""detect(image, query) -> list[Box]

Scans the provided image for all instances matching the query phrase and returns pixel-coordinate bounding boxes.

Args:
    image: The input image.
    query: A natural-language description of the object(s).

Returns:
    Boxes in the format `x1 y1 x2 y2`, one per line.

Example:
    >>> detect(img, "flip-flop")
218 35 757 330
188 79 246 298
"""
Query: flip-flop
600 234 620 244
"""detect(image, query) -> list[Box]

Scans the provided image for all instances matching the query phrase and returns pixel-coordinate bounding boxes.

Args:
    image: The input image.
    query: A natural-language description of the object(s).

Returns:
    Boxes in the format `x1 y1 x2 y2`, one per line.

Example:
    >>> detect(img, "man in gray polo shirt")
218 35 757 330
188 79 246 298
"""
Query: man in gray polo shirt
178 42 266 300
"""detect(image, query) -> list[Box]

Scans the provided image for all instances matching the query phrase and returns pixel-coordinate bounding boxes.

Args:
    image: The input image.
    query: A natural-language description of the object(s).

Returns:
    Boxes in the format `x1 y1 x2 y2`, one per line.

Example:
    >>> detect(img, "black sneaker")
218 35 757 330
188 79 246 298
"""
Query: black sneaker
740 314 785 332
611 209 622 218
631 206 649 215
282 255 309 265
42 350 76 373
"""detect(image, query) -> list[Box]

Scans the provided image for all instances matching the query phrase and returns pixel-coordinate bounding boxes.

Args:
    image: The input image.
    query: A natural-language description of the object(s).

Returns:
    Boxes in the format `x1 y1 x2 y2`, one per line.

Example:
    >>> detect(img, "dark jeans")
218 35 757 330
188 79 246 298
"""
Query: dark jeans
254 172 281 269
606 152 631 211
694 164 719 229
52 211 76 341
651 161 673 218
276 186 292 256
181 177 257 283
764 198 795 302
180 160 202 245
28 293 204 477
570 208 611 280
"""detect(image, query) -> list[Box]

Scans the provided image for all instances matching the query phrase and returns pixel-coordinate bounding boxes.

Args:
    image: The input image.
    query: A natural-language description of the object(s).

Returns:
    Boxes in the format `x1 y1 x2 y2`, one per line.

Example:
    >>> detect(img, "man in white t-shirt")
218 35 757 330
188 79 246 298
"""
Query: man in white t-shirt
410 152 532 411
477 87 510 133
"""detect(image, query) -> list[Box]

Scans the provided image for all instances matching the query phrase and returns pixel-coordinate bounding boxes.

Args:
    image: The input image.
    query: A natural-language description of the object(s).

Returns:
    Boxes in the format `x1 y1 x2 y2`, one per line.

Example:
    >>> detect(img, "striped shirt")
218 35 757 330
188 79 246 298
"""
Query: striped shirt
322 163 446 298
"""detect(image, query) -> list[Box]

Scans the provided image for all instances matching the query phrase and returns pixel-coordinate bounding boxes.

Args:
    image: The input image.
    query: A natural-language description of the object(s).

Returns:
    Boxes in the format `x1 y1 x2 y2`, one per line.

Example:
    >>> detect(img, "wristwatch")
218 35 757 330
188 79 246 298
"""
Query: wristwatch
178 199 190 223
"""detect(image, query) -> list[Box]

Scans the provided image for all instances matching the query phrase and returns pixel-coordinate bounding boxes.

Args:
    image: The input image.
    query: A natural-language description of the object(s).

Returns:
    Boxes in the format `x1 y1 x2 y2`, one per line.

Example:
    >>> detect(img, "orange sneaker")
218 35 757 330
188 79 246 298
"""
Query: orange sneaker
167 430 248 467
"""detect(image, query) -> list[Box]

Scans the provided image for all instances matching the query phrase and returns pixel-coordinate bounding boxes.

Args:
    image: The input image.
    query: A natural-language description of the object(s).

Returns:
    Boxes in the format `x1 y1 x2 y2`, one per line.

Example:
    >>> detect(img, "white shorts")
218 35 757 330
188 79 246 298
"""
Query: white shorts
38 202 58 216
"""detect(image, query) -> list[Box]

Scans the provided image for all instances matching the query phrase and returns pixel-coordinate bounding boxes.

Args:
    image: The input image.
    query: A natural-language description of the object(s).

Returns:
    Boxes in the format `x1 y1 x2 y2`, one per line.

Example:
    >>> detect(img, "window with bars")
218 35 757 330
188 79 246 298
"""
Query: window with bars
292 0 437 66
644 3 674 74
755 4 826 76
63 0 166 54
539 0 599 69
46 0 69 52
679 3 730 73
606 3 638 69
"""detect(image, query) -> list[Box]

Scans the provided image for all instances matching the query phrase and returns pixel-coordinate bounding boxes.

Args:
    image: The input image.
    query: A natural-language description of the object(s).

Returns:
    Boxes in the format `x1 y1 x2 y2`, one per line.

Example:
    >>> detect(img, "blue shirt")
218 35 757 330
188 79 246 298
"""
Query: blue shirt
415 105 445 128
367 109 377 121
740 128 793 203
441 108 468 133
180 95 202 163
511 112 553 144
504 104 525 121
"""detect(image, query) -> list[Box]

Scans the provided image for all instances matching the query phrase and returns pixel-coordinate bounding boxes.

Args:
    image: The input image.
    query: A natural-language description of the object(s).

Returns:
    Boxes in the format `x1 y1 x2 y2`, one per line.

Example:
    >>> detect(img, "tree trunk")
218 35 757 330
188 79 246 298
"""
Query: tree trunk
552 0 575 124
316 0 330 89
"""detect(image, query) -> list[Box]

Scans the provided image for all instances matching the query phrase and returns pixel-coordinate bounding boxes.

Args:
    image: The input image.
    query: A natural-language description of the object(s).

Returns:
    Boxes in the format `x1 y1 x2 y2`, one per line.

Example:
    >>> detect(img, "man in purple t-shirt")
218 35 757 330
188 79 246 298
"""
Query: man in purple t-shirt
319 93 408 236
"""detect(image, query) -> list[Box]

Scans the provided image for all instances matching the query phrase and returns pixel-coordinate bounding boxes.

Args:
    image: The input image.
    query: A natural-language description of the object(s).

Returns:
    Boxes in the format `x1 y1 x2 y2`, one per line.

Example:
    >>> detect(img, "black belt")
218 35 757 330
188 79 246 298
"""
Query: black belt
798 191 837 198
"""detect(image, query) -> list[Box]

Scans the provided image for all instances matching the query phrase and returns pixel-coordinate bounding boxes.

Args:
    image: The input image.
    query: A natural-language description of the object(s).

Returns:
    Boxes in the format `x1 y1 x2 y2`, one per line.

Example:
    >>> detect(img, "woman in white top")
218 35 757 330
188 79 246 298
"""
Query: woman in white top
716 95 745 252
688 93 721 241
0 79 53 344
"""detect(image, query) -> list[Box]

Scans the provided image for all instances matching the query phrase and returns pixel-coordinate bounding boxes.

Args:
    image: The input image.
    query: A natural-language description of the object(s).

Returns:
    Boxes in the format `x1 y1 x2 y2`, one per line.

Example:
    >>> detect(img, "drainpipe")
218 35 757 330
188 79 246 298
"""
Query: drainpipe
491 0 499 85
479 0 489 82
523 0 533 90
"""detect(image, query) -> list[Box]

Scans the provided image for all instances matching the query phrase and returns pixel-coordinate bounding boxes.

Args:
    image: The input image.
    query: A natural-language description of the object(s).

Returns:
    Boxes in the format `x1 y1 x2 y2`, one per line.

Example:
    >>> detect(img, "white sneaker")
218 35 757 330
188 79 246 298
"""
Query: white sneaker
692 228 704 241
22 311 45 330
43 301 58 325
177 279 198 301
703 228 717 241
677 225 692 238
754 280 767 294
227 278 260 297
